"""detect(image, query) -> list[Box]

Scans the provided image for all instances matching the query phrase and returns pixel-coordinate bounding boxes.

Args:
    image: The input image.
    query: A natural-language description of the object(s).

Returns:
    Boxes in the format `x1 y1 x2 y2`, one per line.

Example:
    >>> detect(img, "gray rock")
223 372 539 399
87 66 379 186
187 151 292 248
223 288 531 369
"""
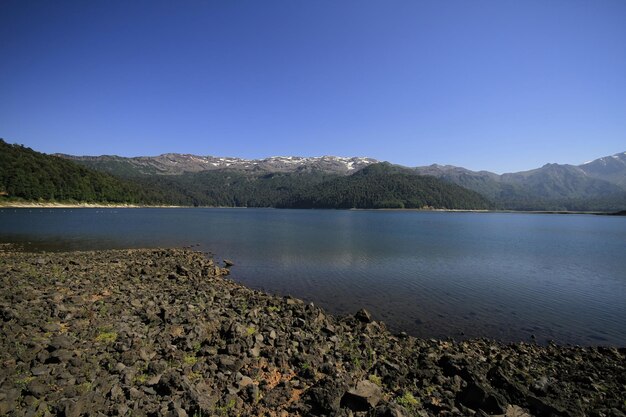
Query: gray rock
41 322 61 332
0 399 15 415
341 380 382 411
109 385 124 400
176 264 189 276
355 308 373 323
169 407 188 417
48 349 73 363
128 387 141 399
218 356 241 372
26 380 47 398
61 398 86 417
247 383 259 404
30 366 49 376
116 403 129 416
249 346 260 358
142 386 157 395
532 376 550 395
239 376 254 388
146 374 162 386
308 377 349 413
457 377 507 414
505 405 533 417
375 404 408 417
319 362 335 375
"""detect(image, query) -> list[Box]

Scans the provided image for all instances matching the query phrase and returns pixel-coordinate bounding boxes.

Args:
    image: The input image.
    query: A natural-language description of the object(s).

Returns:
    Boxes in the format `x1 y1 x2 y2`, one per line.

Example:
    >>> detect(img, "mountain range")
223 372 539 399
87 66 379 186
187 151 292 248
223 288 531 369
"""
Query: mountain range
56 154 378 176
0 140 489 209
59 149 626 211
2 138 626 211
413 152 626 211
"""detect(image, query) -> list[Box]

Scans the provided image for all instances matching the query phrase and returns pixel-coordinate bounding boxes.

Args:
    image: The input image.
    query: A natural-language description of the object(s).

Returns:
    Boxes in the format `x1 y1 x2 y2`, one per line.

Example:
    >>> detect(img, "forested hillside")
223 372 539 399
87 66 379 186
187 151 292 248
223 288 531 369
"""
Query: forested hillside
134 170 337 207
1 140 492 210
0 139 170 204
57 143 626 211
280 163 492 209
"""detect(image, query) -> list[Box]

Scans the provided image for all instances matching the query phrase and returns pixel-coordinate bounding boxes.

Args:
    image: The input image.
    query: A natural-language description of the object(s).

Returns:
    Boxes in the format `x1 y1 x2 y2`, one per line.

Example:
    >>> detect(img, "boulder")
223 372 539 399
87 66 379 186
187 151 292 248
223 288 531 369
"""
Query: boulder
341 380 383 411
355 308 373 323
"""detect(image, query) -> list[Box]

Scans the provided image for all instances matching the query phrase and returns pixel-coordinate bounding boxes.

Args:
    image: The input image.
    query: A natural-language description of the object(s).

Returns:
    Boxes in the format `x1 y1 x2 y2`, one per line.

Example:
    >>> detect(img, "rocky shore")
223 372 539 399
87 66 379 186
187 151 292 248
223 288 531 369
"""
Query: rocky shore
1 248 624 417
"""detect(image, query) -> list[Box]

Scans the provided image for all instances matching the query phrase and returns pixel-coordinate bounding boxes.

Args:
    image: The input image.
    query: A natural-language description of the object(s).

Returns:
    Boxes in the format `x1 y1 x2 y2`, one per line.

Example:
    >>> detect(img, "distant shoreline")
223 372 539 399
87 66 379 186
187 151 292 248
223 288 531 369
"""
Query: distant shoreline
352 208 621 215
1 201 623 215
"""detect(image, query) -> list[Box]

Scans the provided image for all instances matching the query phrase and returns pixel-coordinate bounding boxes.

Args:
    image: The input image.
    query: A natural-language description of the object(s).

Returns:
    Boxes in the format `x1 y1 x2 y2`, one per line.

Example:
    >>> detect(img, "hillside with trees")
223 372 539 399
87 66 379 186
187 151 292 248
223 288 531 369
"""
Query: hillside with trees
11 139 624 211
0 139 171 204
134 169 337 207
279 163 492 209
1 140 492 210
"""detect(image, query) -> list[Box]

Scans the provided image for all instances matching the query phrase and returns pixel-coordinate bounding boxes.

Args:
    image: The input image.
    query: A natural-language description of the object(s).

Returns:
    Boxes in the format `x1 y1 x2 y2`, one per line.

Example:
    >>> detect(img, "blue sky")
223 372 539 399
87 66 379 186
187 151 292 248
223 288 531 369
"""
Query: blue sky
1 0 625 173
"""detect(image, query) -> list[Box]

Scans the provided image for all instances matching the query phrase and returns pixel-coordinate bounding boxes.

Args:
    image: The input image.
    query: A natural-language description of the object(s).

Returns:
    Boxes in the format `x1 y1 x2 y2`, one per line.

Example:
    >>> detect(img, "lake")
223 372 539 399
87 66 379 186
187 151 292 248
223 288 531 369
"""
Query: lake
1 208 625 346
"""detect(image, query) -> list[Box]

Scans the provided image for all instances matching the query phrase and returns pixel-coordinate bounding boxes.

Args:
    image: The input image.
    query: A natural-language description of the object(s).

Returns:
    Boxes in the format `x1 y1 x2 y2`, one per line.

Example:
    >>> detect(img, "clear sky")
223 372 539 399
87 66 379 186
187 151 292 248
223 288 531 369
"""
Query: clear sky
1 0 625 173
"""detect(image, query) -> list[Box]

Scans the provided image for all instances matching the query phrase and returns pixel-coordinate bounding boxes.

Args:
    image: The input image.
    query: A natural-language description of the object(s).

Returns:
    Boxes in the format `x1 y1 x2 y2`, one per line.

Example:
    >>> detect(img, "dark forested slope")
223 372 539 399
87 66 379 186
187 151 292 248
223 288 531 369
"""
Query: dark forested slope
0 139 170 204
136 169 337 207
280 163 492 209
118 165 491 209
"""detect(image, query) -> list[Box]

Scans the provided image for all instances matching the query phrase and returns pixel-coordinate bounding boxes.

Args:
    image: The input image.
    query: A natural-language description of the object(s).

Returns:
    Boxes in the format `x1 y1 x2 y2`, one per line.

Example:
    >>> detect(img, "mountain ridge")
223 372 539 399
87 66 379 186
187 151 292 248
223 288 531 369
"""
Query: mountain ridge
56 153 378 176
2 140 489 210
7 140 626 211
59 150 626 181
411 151 626 211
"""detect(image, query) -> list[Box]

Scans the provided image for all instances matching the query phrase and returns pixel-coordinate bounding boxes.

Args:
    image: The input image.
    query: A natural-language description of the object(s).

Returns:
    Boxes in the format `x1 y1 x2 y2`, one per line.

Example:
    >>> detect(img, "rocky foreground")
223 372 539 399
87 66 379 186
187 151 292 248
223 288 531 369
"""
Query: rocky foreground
0 249 625 417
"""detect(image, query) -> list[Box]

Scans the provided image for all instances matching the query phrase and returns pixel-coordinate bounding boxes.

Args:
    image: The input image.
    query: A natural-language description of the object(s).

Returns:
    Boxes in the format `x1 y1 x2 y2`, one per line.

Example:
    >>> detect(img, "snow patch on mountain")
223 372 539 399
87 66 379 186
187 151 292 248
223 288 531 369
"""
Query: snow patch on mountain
61 153 379 175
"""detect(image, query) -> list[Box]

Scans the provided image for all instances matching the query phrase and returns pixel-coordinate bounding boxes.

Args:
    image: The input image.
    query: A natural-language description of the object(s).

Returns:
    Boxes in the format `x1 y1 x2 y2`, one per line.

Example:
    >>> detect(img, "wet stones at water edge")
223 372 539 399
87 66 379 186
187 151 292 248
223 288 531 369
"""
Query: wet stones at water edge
354 308 373 323
1 248 625 416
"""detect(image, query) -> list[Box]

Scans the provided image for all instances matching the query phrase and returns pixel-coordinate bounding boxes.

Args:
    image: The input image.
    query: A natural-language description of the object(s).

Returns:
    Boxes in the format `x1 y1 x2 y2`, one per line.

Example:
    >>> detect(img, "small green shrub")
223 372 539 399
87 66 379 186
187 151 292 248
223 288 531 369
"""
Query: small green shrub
95 331 117 343
368 374 382 386
183 355 198 365
397 392 420 412
216 398 236 416
133 374 148 384
15 376 34 388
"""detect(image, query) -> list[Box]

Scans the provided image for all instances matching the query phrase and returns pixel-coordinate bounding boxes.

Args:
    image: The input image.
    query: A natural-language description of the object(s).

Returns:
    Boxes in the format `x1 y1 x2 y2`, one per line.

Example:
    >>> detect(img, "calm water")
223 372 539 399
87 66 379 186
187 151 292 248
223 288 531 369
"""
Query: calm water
1 208 625 346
